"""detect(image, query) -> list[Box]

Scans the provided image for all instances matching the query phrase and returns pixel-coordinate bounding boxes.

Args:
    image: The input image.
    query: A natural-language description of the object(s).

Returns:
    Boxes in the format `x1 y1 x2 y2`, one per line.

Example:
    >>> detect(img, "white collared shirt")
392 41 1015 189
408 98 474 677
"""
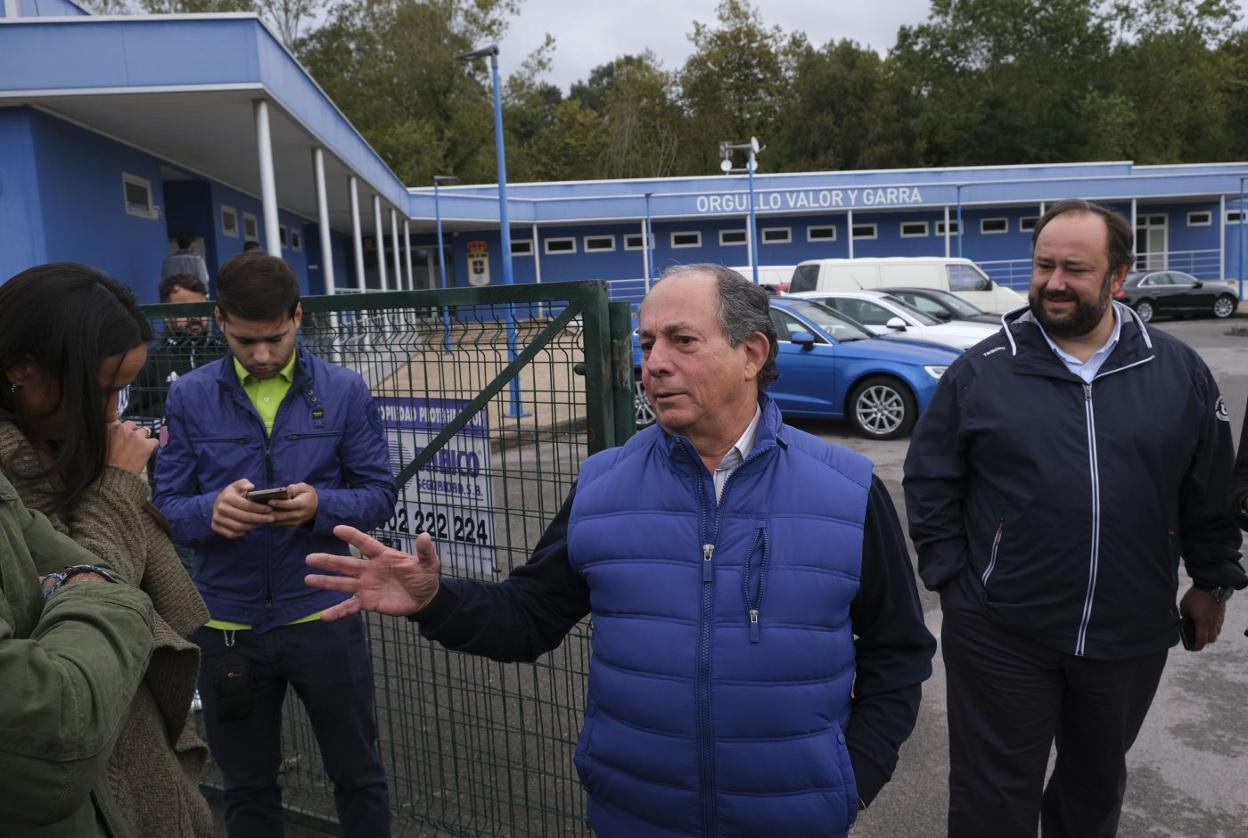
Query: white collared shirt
1032 302 1124 384
712 405 762 502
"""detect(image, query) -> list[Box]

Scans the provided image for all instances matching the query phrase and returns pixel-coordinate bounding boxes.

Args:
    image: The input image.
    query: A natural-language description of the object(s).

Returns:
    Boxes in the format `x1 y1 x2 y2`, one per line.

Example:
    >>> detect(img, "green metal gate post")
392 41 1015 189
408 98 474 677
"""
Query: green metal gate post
608 301 636 446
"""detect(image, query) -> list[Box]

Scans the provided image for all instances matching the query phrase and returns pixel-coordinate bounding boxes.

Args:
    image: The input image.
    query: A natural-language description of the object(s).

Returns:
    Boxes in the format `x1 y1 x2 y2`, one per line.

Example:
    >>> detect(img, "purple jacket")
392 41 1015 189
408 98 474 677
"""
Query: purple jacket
153 347 395 631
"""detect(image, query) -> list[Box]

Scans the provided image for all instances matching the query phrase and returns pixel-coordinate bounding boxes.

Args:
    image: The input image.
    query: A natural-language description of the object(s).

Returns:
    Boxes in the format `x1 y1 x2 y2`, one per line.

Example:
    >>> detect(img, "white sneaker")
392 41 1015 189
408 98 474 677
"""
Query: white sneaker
190 689 202 713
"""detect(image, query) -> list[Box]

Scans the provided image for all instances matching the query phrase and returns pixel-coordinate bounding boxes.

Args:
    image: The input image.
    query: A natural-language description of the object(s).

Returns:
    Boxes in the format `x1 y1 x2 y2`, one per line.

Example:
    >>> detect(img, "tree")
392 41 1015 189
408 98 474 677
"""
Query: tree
297 0 551 185
772 39 918 172
677 0 800 174
891 0 1113 165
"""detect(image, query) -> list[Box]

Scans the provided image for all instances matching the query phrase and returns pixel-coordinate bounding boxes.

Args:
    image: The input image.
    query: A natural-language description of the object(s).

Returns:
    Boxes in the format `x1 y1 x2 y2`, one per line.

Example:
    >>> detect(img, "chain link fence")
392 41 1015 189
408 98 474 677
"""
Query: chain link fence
139 281 634 836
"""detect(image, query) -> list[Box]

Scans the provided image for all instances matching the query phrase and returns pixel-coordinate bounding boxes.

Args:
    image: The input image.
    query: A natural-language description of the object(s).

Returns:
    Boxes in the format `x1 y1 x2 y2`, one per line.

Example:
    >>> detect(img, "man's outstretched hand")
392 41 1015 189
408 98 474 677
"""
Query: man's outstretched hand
306 525 441 620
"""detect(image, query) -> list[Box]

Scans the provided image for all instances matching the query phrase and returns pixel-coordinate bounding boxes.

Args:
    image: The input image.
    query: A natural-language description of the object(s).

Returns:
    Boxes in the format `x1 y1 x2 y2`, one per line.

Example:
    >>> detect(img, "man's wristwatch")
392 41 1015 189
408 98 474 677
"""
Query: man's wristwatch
1195 584 1235 603
41 564 123 599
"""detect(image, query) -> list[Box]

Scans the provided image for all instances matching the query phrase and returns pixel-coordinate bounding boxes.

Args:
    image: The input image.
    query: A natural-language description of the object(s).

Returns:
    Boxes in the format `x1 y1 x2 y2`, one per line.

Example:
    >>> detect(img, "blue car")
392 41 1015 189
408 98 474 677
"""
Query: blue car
634 297 963 440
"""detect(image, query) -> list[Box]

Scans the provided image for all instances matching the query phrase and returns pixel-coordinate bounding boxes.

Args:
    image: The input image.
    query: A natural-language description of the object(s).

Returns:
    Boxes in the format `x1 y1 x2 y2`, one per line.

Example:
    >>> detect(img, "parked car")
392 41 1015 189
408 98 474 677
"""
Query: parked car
1115 270 1240 322
787 256 1027 313
634 297 960 439
788 289 1000 350
881 286 1004 324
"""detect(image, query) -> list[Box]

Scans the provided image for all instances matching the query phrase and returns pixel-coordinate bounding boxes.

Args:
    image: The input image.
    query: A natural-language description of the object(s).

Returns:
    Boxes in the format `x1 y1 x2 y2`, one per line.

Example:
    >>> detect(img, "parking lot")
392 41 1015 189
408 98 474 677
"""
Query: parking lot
790 314 1248 838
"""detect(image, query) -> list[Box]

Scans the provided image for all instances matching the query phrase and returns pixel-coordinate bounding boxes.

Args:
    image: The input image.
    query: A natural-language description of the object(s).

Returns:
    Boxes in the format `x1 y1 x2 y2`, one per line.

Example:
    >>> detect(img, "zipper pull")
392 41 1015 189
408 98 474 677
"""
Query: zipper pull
749 608 760 643
702 543 714 582
1084 383 1092 401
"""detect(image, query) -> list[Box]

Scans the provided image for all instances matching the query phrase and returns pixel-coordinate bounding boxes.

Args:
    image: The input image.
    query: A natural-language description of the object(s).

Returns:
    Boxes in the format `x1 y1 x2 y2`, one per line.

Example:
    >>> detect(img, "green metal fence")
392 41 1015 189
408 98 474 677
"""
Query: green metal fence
139 281 635 836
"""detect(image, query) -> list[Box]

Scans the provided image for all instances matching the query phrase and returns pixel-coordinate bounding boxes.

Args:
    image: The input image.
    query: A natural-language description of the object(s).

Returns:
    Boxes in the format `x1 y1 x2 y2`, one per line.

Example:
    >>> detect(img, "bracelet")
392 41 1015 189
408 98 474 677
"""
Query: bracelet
41 564 123 600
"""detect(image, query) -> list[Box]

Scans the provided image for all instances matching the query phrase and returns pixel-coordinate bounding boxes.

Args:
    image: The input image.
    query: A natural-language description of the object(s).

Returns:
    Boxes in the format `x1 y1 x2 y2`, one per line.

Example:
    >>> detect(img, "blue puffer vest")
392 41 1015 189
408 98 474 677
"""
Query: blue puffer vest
567 395 872 838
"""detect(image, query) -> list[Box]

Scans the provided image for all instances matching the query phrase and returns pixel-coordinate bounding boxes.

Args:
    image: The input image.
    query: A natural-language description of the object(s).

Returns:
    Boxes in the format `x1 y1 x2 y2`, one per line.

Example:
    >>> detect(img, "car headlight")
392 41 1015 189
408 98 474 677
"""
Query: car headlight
923 365 948 379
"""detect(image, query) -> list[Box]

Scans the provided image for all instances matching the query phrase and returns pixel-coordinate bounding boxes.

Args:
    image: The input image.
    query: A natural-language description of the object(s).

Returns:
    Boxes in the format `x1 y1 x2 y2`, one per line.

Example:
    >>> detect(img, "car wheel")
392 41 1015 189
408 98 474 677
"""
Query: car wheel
848 376 916 440
1134 299 1155 323
1213 294 1237 319
634 377 656 428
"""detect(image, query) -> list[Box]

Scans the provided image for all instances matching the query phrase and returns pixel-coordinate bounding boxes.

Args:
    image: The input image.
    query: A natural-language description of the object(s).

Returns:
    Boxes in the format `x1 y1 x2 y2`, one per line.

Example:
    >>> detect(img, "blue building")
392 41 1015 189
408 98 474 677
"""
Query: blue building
3 6 1248 305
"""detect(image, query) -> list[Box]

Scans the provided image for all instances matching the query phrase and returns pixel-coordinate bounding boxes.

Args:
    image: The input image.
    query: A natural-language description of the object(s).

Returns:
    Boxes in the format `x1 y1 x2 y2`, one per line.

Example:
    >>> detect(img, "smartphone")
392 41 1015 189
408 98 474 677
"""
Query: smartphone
1178 613 1196 651
246 486 290 503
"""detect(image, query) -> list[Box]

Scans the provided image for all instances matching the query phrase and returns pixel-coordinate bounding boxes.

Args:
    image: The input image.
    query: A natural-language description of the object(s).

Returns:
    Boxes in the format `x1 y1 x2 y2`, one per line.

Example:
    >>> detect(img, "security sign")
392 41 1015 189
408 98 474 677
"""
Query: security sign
467 240 490 286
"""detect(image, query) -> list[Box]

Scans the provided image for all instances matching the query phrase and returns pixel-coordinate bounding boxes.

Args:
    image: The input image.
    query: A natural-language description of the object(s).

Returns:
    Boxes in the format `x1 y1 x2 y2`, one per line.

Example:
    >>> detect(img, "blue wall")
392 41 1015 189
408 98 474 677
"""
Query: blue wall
0 109 47 281
31 110 170 302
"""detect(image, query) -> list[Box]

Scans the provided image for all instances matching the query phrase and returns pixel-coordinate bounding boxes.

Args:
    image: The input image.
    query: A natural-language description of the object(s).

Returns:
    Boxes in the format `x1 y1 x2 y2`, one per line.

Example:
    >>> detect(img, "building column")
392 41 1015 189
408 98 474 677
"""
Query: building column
253 100 281 258
847 209 854 259
312 148 335 295
3 0 20 19
373 194 388 290
943 206 951 258
349 176 366 291
1220 195 1227 280
389 209 402 290
532 223 542 284
403 220 414 289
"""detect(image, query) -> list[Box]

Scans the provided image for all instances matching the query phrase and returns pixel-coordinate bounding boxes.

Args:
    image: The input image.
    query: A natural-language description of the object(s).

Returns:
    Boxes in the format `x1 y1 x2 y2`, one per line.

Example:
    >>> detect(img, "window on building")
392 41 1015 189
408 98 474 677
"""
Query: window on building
761 227 791 244
243 212 259 242
544 237 576 254
980 218 1008 234
624 233 654 250
290 229 302 252
900 221 929 238
1187 211 1212 227
671 231 702 248
936 220 960 235
221 205 239 238
122 173 155 219
584 235 616 252
511 240 533 255
1020 216 1038 232
278 225 289 248
720 229 747 246
807 225 837 241
851 223 877 240
1227 210 1245 224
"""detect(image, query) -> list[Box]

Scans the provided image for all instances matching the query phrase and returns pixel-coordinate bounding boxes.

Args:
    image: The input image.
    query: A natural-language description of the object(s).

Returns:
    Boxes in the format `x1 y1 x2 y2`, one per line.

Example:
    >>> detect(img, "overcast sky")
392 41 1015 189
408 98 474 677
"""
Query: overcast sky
497 0 935 91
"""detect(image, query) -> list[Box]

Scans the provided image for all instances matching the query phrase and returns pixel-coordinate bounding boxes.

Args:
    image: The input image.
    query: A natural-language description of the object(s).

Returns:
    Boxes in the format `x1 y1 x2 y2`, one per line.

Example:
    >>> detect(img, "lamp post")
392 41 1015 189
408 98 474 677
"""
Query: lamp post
458 43 527 418
1239 176 1246 301
720 137 762 285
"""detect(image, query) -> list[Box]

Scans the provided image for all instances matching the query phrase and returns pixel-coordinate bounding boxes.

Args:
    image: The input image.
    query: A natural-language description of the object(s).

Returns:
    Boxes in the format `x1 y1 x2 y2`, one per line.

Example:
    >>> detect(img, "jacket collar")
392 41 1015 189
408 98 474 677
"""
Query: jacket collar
999 301 1154 381
217 345 312 391
661 392 788 468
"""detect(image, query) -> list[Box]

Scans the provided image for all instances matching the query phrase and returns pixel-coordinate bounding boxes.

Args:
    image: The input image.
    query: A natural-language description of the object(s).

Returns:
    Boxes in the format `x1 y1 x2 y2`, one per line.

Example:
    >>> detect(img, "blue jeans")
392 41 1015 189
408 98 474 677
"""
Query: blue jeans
193 615 391 838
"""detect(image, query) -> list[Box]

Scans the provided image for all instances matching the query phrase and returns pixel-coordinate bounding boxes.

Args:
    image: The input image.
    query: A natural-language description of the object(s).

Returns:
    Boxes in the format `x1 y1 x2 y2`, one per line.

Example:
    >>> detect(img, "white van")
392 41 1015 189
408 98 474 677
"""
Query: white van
788 257 1026 314
730 265 795 292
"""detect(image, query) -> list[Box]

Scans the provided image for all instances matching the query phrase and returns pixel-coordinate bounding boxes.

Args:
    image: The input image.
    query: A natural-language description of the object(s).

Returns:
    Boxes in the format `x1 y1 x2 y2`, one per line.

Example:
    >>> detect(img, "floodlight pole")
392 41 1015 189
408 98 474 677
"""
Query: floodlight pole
721 138 762 285
459 43 527 418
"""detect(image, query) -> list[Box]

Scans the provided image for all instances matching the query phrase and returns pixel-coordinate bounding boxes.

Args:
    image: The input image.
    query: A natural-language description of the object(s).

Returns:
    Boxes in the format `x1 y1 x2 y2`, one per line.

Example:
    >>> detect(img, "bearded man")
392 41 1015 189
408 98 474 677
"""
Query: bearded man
903 199 1245 838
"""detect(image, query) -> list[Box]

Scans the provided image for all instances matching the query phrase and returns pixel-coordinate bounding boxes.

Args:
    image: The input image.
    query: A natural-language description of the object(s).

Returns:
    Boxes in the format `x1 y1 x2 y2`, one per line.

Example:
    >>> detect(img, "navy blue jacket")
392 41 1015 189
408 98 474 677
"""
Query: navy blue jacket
905 304 1245 658
413 395 935 836
153 347 395 631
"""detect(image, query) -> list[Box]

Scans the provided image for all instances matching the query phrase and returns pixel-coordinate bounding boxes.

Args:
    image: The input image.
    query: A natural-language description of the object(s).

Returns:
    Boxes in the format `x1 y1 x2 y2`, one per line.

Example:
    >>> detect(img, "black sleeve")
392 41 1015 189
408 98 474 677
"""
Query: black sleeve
1180 365 1247 590
409 487 591 663
902 362 973 591
847 475 937 808
1232 393 1248 532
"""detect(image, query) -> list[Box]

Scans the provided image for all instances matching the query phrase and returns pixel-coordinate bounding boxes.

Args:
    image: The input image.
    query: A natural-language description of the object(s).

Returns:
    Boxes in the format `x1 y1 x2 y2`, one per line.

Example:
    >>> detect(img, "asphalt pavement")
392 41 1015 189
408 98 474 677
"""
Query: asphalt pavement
791 313 1248 838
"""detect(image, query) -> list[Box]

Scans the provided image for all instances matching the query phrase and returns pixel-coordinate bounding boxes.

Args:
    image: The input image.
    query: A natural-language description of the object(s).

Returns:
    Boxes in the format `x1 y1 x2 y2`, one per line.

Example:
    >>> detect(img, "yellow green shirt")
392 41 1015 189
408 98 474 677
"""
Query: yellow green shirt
206 351 319 631
233 352 297 437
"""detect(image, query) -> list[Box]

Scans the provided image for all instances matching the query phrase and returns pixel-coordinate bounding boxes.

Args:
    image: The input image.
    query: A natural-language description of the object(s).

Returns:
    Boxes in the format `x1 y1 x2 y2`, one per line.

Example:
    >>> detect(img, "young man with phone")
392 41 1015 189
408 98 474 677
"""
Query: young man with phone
153 251 396 837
